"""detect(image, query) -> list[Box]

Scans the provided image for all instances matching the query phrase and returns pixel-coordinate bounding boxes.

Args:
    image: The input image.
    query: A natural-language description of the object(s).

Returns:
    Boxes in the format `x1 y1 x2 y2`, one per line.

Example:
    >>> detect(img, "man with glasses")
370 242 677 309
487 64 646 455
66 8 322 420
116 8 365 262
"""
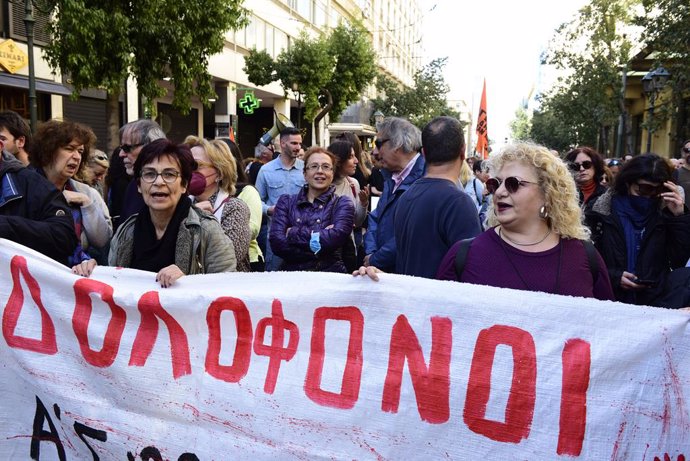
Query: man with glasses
115 119 166 227
363 117 425 273
674 139 690 200
255 126 305 271
393 116 481 278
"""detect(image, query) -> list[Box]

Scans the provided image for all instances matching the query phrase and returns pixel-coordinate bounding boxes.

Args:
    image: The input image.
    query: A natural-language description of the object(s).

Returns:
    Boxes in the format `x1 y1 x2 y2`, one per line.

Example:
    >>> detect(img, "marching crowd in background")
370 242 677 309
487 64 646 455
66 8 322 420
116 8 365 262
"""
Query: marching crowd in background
2 108 690 308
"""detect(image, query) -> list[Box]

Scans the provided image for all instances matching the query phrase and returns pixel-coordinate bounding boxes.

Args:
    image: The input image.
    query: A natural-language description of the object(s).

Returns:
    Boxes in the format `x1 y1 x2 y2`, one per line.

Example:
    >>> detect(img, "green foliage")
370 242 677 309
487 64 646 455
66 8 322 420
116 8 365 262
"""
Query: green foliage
44 0 248 116
510 106 532 142
372 58 461 129
242 22 377 122
534 0 638 151
243 49 275 87
637 0 690 151
325 23 377 119
275 31 333 121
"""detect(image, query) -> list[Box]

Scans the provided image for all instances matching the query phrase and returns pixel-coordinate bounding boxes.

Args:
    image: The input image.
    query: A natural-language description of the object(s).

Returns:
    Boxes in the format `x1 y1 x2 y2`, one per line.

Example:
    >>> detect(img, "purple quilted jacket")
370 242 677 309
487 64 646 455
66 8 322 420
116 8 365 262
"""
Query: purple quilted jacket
269 185 354 272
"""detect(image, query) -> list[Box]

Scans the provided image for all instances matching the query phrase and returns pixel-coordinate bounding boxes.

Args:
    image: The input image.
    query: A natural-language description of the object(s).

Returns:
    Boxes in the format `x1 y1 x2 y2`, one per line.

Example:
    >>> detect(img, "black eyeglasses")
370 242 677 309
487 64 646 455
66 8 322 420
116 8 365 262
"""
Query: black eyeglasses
120 142 145 153
485 176 537 194
140 169 181 184
375 138 389 150
634 182 664 197
608 159 621 166
568 160 593 172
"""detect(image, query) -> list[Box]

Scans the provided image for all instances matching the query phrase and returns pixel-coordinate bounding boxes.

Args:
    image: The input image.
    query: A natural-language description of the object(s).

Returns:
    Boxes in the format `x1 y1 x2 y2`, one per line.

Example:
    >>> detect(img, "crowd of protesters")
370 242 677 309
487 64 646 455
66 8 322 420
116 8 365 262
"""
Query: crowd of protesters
2 109 690 308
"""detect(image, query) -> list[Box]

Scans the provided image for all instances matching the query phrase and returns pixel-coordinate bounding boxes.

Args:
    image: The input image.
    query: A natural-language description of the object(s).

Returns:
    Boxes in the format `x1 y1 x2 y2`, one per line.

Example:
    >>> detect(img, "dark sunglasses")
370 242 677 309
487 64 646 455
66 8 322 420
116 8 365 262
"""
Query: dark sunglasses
634 182 664 197
608 159 621 166
568 160 593 172
119 142 145 153
485 176 537 194
683 147 690 154
375 138 389 150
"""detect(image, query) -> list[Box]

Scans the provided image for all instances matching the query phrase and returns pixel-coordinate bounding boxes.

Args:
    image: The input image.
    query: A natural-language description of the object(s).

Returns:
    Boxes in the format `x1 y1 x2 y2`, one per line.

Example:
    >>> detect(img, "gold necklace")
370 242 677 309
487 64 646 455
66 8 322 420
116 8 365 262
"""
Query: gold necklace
499 226 552 247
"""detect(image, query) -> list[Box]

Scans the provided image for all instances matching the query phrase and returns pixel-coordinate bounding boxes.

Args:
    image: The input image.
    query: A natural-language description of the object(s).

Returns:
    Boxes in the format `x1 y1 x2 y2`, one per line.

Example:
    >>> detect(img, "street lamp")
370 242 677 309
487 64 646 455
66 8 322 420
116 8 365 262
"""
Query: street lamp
291 82 302 130
24 0 37 133
641 66 671 153
373 110 384 127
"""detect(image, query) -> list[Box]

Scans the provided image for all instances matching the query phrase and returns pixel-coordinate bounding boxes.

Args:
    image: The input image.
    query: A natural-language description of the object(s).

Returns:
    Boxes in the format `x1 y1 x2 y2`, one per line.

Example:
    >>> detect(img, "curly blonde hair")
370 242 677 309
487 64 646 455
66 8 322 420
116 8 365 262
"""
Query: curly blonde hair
486 142 590 240
184 136 238 196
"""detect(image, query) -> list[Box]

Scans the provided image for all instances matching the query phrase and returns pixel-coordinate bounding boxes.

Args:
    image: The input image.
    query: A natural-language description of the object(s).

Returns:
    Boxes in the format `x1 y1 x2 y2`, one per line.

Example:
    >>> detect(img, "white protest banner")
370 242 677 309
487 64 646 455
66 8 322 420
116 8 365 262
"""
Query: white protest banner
0 238 689 460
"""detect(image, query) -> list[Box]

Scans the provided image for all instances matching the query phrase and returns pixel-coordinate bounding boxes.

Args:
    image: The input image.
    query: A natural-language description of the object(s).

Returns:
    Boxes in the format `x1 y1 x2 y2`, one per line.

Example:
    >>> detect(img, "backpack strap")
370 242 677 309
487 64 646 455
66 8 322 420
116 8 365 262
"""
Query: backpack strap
581 239 599 284
453 238 475 281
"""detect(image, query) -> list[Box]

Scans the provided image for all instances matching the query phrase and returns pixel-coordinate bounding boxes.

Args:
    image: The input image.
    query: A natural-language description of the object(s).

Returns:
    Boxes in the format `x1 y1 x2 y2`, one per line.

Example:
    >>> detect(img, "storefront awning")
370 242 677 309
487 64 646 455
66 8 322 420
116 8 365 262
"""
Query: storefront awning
327 123 377 137
0 73 72 96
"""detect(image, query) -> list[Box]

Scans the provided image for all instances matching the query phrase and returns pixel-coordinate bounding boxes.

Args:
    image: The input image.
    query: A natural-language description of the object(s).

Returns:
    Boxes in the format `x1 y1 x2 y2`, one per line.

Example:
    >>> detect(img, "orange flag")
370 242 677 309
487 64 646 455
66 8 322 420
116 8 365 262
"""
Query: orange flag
229 126 236 143
475 80 489 159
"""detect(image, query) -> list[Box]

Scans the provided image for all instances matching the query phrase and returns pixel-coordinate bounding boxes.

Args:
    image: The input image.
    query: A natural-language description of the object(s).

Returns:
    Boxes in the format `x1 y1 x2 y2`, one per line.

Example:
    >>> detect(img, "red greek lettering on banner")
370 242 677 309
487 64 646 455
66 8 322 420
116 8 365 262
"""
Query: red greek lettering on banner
205 297 253 383
253 299 299 394
2 255 57 354
72 278 127 367
129 291 191 379
557 338 591 456
381 315 452 423
463 325 537 443
304 306 364 409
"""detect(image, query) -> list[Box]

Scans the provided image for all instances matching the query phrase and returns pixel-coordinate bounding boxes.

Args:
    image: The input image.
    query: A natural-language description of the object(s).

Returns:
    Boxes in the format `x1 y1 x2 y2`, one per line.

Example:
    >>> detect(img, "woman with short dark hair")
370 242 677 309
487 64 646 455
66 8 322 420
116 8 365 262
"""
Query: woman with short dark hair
72 139 237 286
586 154 690 307
565 146 607 212
32 119 111 265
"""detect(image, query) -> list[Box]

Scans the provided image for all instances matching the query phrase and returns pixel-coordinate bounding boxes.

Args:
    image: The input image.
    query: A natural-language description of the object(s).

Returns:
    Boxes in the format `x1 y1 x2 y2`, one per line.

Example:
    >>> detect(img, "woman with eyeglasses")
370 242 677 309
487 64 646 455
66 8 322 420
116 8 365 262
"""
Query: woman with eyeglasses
184 136 252 272
269 147 354 272
565 147 607 212
72 139 237 286
356 143 613 300
32 120 112 266
586 154 690 307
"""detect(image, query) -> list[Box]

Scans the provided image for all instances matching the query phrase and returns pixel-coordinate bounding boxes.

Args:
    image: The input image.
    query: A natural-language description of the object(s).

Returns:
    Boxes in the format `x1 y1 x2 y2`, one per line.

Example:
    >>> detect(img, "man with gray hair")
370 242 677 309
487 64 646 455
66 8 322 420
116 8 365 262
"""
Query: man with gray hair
117 119 166 225
363 117 425 272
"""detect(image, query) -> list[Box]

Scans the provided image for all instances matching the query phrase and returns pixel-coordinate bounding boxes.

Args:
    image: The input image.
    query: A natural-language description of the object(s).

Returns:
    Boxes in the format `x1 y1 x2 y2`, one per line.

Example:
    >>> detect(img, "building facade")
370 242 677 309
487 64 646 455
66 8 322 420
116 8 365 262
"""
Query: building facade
0 0 422 154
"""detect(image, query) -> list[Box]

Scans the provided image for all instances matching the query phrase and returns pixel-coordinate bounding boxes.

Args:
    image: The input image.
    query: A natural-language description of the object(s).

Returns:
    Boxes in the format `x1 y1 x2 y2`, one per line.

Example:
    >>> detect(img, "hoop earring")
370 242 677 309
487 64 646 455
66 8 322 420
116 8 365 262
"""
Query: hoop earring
539 205 549 219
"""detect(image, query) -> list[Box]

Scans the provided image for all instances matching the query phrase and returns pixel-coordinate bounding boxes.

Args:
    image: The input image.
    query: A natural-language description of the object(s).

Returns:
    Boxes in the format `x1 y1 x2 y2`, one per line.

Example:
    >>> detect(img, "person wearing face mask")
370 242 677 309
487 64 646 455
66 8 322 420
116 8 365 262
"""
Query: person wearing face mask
269 147 354 272
565 147 607 214
586 154 690 307
32 120 112 266
184 136 251 272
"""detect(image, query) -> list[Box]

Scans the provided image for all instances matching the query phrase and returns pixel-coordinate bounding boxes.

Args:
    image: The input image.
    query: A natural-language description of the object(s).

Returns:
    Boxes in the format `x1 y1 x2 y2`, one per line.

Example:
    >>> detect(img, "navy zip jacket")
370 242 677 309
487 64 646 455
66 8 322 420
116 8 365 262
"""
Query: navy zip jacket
0 151 77 265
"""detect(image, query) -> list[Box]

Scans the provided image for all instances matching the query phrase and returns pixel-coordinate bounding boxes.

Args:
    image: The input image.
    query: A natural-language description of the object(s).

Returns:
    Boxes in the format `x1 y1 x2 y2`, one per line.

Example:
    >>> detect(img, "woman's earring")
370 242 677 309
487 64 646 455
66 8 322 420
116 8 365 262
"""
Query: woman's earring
539 205 549 219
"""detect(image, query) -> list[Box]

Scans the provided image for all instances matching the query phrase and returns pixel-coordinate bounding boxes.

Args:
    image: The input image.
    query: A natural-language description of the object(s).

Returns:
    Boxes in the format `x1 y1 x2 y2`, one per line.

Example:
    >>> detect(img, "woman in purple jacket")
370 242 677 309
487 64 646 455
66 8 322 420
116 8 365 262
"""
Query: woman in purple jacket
269 147 354 272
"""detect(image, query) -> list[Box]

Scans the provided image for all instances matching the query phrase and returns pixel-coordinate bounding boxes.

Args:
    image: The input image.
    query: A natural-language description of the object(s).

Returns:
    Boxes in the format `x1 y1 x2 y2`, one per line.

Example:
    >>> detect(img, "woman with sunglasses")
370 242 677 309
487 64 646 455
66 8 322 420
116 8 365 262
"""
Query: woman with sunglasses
586 154 690 307
358 143 613 300
565 147 607 212
72 139 237 286
184 136 252 272
269 147 354 272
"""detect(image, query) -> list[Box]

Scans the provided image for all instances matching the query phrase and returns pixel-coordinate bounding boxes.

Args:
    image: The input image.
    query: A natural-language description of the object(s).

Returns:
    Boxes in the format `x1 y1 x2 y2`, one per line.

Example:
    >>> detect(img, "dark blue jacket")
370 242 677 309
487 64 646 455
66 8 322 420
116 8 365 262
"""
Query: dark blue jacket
364 155 426 272
269 185 354 272
0 152 77 265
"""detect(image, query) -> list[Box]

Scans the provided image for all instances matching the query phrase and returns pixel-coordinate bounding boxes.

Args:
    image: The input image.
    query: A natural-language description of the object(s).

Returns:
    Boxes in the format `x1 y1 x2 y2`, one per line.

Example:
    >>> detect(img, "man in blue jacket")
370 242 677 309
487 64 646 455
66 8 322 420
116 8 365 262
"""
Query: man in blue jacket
0 144 77 265
394 116 481 278
363 117 424 273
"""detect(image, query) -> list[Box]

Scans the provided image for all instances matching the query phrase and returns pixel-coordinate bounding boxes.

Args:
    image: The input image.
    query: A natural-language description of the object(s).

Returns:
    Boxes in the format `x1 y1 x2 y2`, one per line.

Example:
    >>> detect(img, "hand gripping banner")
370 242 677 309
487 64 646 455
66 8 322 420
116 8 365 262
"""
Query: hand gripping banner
0 239 688 460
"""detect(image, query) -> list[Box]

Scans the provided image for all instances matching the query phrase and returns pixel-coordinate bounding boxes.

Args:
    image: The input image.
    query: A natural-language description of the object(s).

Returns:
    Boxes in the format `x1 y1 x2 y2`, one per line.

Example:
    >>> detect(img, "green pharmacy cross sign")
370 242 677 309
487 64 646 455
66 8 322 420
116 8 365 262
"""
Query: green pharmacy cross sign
239 91 261 114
